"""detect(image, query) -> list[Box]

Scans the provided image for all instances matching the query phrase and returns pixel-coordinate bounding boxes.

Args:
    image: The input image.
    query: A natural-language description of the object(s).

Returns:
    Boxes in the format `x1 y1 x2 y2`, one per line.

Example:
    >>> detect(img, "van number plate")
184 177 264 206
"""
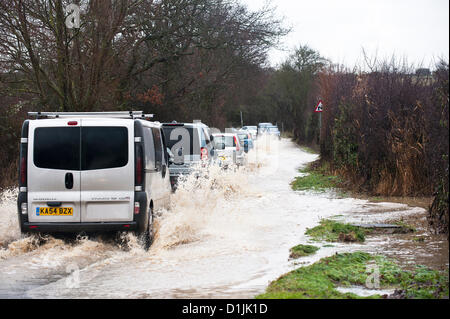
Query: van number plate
36 207 73 216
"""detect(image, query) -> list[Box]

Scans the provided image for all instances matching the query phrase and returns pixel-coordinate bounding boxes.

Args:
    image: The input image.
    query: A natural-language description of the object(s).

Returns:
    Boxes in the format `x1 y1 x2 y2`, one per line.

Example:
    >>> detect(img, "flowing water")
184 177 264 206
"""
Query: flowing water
0 137 447 298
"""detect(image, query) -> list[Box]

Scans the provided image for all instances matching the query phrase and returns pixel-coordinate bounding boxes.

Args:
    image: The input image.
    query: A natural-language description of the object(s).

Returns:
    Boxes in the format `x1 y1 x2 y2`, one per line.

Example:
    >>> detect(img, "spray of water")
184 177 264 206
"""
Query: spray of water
151 135 280 251
0 136 280 260
0 188 21 247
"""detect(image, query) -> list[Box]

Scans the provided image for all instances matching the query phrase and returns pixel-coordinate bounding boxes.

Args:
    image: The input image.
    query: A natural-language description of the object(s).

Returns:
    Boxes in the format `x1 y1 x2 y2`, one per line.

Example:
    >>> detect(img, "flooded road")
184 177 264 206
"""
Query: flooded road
0 138 448 298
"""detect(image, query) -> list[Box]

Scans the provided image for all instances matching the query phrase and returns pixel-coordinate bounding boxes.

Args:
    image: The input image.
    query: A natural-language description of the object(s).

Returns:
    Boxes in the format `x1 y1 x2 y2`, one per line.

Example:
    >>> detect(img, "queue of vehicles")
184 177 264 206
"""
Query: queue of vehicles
16 111 280 249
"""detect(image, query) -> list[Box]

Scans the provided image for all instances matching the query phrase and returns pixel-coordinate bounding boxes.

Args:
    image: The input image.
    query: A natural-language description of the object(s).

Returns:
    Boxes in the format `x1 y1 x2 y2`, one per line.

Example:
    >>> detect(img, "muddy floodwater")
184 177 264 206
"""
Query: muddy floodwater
0 138 448 298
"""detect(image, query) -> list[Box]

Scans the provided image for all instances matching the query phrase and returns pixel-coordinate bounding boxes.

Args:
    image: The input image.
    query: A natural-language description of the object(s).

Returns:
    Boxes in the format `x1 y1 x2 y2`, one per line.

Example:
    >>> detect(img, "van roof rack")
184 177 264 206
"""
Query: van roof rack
28 111 154 119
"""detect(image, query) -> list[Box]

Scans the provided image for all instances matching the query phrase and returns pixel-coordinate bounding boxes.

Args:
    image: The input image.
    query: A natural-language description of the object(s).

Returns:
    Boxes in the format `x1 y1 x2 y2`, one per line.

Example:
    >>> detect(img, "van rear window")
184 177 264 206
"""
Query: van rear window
34 127 81 170
33 126 128 171
81 127 128 170
214 135 236 147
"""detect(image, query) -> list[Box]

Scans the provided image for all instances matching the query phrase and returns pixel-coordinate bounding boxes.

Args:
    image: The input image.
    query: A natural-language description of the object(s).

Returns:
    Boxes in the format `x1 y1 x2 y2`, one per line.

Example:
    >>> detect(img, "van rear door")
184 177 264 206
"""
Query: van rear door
28 119 82 223
79 119 134 222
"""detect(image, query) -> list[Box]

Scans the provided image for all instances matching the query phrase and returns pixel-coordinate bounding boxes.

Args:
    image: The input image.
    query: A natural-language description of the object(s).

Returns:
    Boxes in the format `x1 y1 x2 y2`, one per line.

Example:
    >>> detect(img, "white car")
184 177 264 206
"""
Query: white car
241 125 257 139
257 122 273 136
212 133 246 168
17 111 172 249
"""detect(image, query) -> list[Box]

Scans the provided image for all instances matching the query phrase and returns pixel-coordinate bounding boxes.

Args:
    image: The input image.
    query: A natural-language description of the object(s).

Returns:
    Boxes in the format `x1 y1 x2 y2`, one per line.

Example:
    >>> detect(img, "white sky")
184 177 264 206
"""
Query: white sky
241 0 449 68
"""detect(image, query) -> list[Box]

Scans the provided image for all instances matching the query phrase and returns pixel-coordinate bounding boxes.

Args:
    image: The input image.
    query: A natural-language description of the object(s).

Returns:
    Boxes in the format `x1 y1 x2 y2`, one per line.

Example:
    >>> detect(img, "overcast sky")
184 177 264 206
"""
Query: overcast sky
242 0 449 69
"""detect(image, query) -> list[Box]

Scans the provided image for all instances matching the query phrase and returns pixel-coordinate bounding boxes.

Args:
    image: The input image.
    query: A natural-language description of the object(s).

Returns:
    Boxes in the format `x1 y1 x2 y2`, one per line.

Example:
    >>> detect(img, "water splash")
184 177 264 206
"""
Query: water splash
0 188 21 248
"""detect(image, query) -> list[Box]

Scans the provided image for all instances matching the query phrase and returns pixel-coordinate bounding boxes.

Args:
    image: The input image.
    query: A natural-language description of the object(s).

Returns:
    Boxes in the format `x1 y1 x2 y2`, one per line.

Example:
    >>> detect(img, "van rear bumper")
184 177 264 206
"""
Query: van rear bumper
22 221 137 233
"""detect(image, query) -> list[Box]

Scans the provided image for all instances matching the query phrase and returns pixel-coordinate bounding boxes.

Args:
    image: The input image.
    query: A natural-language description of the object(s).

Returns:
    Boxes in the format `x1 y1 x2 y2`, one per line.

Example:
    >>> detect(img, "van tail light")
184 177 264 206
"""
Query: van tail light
201 147 208 161
135 145 144 186
134 202 140 215
21 202 28 215
234 136 240 151
20 156 26 185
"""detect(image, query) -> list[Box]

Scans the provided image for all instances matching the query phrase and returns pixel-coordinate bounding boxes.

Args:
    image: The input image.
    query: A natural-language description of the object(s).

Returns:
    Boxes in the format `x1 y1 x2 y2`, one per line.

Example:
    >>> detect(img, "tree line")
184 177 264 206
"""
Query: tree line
0 0 287 187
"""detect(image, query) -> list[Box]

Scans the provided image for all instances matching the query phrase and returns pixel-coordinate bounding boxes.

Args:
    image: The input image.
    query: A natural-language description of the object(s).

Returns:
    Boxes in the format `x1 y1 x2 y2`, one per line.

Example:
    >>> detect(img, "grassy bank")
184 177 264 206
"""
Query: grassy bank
305 219 368 242
256 252 449 299
291 162 342 192
289 244 319 258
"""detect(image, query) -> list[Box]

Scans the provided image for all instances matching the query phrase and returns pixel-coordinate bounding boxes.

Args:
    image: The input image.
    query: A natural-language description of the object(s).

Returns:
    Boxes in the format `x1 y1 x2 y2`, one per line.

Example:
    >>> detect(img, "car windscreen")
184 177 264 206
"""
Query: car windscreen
34 127 81 170
162 126 195 155
214 135 235 147
268 127 279 132
81 127 128 170
238 134 248 141
33 126 128 171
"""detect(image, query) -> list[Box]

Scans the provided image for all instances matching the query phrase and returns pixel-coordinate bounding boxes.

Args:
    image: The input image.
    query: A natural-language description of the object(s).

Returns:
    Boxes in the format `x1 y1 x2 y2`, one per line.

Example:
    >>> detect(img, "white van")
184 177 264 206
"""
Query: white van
17 111 172 249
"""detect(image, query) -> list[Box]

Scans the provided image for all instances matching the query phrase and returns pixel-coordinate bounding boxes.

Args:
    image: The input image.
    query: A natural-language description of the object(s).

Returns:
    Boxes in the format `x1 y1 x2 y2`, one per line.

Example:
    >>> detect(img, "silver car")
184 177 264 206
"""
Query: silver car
241 125 257 139
266 126 281 140
257 122 273 136
212 133 245 168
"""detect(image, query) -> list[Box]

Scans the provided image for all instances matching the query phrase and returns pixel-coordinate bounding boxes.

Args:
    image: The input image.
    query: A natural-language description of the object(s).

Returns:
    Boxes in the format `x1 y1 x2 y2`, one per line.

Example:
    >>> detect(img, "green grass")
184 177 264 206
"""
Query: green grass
289 244 320 258
256 252 449 299
305 219 368 242
291 162 341 192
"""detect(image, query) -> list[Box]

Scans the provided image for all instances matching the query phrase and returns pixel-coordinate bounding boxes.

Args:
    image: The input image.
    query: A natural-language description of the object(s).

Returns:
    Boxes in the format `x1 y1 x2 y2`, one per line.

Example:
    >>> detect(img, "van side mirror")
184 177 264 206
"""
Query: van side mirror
210 135 214 142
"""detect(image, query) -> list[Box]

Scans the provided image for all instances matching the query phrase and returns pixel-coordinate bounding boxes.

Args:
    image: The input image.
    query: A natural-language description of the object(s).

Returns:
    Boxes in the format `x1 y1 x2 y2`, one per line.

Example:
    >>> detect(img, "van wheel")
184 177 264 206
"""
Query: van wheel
141 207 154 250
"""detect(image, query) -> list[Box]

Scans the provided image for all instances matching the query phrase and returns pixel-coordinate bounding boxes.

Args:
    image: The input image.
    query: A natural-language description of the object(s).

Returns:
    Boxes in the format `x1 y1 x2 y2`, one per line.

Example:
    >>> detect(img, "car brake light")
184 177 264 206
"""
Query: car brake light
67 121 78 126
234 136 240 151
201 147 208 161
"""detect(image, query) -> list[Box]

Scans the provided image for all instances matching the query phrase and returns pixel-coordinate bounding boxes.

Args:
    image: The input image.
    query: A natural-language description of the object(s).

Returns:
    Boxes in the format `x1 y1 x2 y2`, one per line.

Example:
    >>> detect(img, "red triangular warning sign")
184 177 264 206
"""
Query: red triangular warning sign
314 100 323 113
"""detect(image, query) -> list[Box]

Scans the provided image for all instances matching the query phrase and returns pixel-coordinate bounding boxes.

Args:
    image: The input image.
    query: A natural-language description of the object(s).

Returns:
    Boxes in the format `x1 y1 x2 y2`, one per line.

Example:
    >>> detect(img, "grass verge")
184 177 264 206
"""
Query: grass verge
256 252 449 299
305 219 368 242
291 162 341 192
289 244 319 258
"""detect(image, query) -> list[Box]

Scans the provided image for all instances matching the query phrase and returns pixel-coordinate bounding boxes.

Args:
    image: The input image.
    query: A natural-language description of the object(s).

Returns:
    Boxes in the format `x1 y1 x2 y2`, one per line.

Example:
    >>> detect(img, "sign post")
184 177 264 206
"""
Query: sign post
314 100 323 141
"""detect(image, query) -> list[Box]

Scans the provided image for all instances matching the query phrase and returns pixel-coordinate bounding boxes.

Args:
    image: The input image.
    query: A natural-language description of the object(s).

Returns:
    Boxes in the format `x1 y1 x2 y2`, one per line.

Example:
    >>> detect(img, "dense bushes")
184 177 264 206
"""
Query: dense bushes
320 62 447 194
318 60 449 235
